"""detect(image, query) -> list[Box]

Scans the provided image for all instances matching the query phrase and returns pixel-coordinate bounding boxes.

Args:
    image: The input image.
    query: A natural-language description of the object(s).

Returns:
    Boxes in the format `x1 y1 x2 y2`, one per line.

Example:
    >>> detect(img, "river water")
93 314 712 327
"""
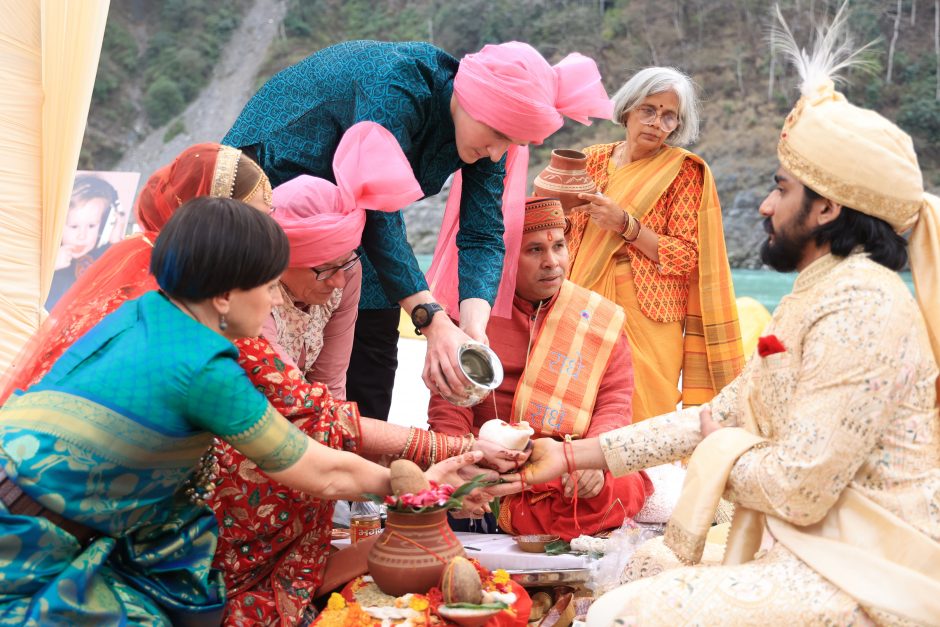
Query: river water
414 255 914 313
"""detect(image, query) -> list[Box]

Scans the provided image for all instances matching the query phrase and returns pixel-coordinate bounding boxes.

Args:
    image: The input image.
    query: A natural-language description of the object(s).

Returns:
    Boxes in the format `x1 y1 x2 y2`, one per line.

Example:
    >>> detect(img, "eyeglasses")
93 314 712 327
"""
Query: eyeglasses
311 252 362 281
630 105 680 132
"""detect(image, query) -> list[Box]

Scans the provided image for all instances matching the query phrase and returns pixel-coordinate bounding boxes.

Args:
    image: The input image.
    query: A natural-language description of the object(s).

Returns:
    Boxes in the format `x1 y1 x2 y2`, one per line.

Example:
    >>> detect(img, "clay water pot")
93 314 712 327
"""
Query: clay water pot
533 149 596 213
367 509 466 596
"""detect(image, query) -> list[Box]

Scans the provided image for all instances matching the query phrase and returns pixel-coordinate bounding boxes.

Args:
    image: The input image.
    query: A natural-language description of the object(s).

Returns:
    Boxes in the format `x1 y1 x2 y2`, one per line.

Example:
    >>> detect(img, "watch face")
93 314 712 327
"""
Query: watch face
413 306 430 327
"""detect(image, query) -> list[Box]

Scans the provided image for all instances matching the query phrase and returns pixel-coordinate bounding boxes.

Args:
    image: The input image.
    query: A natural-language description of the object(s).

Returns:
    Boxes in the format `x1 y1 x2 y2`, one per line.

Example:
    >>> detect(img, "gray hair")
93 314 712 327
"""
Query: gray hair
611 67 701 147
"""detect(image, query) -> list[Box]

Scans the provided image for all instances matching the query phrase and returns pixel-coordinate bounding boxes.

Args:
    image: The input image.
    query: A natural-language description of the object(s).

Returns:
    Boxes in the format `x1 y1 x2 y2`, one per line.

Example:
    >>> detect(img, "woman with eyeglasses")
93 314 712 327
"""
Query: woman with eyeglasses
213 122 528 626
258 121 424 400
566 67 745 423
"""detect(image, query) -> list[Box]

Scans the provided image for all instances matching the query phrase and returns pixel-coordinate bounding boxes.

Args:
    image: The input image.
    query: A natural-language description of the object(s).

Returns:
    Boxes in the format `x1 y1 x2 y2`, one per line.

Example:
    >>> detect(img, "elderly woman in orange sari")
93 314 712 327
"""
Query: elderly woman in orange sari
567 67 745 422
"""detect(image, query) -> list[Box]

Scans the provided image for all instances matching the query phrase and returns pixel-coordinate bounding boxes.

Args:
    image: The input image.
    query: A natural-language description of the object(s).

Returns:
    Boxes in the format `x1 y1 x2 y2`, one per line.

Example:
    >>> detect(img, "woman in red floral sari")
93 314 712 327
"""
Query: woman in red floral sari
214 123 525 626
218 337 521 626
215 337 361 626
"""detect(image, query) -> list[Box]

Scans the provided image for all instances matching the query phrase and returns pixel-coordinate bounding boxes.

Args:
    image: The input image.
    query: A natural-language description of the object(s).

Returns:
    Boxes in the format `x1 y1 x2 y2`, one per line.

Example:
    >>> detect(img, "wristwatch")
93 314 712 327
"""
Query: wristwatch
411 302 444 335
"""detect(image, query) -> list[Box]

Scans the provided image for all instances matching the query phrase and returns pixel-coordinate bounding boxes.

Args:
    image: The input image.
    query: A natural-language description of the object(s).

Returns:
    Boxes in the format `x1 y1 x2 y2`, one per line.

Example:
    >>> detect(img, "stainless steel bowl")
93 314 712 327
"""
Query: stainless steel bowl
440 341 504 407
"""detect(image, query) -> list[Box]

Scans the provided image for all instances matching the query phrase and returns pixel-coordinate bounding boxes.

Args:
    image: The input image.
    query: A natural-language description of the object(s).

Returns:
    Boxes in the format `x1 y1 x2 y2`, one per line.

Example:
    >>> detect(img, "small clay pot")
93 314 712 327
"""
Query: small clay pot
533 149 596 213
367 509 466 596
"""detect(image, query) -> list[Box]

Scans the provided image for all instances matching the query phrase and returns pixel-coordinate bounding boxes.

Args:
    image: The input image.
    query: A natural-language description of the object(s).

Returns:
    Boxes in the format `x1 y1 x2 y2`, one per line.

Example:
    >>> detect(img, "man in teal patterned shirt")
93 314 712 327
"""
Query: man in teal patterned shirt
225 40 611 419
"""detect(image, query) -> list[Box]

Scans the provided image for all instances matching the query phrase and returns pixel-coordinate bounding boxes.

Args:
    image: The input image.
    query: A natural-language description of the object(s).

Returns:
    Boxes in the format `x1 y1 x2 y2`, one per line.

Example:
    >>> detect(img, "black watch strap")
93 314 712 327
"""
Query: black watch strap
411 302 444 335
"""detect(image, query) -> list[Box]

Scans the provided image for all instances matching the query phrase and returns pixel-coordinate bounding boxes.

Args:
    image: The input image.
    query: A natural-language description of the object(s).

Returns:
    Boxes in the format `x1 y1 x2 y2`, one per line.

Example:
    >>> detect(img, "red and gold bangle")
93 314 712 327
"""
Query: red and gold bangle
618 210 630 235
414 430 430 468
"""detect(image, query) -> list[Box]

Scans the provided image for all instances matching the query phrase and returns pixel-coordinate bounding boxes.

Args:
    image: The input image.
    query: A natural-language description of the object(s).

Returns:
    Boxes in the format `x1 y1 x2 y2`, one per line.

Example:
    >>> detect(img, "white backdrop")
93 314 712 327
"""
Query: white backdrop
0 0 110 373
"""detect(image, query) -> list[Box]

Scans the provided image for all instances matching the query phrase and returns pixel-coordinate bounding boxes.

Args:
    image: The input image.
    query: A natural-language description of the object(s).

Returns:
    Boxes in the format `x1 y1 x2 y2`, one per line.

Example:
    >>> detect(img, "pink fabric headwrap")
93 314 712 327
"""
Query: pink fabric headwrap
272 121 423 268
452 41 613 144
428 43 611 319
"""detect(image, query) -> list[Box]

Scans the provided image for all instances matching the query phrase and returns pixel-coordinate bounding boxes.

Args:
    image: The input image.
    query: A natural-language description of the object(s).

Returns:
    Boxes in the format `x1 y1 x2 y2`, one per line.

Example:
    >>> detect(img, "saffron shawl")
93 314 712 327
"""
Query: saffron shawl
567 145 744 405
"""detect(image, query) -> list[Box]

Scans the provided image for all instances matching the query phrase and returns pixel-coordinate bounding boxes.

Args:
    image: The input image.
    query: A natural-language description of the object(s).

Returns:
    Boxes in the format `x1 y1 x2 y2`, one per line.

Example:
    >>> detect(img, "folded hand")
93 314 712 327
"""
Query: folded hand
562 468 605 500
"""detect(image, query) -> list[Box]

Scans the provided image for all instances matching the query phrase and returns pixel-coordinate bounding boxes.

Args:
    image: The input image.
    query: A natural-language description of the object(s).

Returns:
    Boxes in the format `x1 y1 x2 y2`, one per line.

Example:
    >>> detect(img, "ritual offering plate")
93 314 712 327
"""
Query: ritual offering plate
513 534 559 553
313 560 532 626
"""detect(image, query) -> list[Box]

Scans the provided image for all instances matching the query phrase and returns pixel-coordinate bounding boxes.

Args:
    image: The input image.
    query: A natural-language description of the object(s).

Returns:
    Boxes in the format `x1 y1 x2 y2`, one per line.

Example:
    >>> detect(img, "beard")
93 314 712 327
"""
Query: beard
759 217 811 272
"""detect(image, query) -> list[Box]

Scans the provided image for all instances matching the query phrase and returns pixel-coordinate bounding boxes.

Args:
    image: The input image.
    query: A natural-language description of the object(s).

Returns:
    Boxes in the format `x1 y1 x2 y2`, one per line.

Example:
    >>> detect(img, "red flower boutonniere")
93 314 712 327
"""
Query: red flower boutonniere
757 334 786 358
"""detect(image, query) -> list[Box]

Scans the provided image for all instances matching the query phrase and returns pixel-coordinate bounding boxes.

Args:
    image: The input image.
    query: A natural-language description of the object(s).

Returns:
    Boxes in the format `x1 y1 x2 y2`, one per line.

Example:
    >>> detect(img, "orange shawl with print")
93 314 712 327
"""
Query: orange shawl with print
509 280 625 438
567 144 743 405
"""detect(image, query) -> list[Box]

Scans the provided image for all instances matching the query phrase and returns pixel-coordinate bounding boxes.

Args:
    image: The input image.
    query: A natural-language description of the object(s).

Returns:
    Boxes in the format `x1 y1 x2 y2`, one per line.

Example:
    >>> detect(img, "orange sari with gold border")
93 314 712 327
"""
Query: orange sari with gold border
568 144 744 408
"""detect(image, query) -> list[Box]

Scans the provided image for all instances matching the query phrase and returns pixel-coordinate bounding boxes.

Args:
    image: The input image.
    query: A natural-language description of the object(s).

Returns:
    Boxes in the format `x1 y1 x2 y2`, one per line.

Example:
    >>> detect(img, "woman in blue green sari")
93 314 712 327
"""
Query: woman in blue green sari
0 197 485 626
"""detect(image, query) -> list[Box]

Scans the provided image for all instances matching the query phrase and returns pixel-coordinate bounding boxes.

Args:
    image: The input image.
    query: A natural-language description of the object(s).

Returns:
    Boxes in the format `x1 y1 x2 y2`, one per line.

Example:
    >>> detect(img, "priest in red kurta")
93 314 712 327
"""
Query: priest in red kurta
428 197 652 541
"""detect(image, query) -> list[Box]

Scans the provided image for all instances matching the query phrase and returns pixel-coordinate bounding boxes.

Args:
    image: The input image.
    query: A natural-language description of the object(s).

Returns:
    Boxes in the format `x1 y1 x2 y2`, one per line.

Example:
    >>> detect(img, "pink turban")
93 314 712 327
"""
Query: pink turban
429 43 611 319
272 122 423 267
453 41 613 144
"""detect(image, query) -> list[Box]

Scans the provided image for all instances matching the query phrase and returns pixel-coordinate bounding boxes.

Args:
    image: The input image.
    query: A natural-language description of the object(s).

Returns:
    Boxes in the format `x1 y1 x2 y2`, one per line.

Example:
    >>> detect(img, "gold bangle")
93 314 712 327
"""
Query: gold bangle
618 210 630 235
400 427 417 459
461 433 475 455
430 432 438 465
623 215 641 242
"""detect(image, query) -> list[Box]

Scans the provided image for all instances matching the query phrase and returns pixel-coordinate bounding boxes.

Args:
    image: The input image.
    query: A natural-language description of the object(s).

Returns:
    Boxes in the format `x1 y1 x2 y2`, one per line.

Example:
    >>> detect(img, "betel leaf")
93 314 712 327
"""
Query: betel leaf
449 474 492 499
441 602 509 610
544 539 571 555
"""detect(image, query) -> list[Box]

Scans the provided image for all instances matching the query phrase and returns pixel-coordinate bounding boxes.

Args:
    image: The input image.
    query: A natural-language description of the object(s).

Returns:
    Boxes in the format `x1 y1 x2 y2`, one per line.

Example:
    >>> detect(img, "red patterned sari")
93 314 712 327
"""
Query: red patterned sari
213 336 361 627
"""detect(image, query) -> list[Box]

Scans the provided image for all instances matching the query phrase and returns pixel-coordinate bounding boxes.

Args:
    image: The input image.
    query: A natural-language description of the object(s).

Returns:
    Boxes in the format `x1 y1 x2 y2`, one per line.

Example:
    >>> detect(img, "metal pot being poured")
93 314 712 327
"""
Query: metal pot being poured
440 342 504 407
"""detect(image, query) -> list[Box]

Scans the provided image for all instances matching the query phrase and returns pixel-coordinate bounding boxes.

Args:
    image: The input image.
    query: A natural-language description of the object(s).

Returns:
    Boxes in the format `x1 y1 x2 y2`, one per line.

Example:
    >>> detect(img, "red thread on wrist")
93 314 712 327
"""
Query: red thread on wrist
563 438 582 532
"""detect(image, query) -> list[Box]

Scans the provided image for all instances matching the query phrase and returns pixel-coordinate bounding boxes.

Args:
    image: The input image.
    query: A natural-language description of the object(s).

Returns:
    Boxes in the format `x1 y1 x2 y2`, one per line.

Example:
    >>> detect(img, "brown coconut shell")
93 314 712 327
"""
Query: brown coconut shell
528 591 553 621
440 556 484 604
389 459 430 497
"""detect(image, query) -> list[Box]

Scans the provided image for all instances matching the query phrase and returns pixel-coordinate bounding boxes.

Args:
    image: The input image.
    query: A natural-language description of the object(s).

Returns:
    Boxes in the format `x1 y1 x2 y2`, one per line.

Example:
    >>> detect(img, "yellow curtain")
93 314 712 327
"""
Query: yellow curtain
0 0 109 373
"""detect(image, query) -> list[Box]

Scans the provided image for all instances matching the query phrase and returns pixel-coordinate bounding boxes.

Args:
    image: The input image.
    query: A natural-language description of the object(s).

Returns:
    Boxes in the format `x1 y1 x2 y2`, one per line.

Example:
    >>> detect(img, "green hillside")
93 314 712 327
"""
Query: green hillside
81 0 940 265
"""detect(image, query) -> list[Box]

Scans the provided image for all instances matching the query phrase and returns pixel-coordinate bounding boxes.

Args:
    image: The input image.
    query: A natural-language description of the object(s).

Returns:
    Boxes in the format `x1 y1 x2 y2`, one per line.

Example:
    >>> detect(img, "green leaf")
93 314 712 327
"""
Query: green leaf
489 496 500 522
544 539 571 555
362 493 387 506
450 474 491 500
441 602 509 610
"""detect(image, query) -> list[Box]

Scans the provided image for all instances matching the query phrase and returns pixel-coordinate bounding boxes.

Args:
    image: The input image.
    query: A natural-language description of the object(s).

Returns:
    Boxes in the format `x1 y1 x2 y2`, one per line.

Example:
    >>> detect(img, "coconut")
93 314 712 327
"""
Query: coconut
529 591 553 621
388 459 430 498
440 556 484 604
478 419 533 451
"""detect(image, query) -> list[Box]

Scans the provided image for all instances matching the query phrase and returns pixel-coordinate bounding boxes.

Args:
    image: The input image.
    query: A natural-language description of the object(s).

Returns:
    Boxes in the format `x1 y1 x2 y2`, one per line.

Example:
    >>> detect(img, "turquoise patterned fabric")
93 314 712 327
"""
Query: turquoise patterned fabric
0 292 275 625
34 291 268 437
223 40 507 309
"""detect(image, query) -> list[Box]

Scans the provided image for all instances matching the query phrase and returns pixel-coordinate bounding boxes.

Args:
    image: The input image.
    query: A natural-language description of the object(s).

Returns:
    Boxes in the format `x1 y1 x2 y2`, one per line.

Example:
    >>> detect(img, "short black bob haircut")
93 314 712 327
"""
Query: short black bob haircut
151 196 289 301
803 186 908 272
